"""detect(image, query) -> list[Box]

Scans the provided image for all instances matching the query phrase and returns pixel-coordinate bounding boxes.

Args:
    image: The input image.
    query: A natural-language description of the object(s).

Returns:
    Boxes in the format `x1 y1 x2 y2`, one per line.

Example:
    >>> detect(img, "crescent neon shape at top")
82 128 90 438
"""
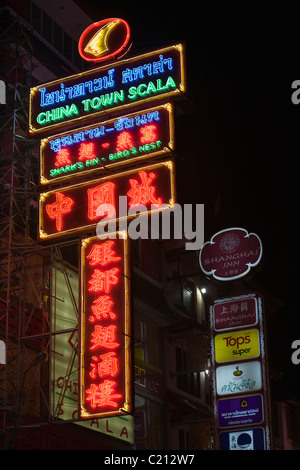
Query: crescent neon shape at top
78 18 131 63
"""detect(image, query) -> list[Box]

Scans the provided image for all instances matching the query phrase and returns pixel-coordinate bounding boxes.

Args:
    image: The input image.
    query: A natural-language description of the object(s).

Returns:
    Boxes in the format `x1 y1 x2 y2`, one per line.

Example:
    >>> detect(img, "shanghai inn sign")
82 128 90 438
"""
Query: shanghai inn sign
29 44 185 135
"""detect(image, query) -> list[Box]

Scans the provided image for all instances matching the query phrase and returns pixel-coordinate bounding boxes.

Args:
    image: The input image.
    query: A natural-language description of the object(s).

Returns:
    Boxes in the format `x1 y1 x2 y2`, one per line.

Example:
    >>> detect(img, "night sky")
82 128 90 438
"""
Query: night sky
76 2 300 398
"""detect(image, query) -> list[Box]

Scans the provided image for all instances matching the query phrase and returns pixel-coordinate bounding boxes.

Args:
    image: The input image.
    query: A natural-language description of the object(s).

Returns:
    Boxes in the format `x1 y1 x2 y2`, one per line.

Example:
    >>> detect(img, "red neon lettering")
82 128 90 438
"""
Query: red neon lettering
45 192 74 232
88 268 119 293
78 142 96 161
87 182 116 220
55 148 72 167
116 131 134 151
90 352 119 379
87 240 121 266
127 171 162 206
90 324 119 350
90 295 117 322
86 380 122 408
140 124 157 144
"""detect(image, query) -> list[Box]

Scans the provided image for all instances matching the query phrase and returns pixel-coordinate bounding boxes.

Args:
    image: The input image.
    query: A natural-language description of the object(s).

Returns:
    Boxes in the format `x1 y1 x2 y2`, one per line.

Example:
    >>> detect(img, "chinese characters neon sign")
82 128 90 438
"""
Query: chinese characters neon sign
29 44 185 135
39 160 175 239
40 104 174 184
78 18 131 63
80 232 131 418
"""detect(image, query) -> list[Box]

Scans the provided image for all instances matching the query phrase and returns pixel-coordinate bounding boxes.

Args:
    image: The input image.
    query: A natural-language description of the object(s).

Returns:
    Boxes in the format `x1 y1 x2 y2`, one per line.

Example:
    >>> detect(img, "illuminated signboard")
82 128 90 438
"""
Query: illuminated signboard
29 44 185 135
40 104 174 184
214 328 260 363
79 232 131 418
78 18 131 63
39 160 175 239
199 228 262 281
213 296 258 331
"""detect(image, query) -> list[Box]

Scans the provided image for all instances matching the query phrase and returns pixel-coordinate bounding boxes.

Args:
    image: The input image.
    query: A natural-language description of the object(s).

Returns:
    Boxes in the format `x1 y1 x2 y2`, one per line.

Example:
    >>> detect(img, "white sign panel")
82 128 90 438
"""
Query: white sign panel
216 361 262 396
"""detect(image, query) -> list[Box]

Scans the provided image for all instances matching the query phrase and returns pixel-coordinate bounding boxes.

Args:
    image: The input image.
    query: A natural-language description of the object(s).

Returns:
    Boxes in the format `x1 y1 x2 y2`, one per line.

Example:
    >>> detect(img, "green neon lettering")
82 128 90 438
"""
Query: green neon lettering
137 83 148 97
146 81 157 94
37 112 46 124
82 99 90 111
165 76 176 89
128 86 137 100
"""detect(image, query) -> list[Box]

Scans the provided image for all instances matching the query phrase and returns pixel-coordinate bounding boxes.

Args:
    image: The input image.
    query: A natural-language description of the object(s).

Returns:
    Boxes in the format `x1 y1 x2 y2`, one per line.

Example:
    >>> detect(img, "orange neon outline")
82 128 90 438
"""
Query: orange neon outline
79 231 131 419
40 103 175 185
29 44 185 135
39 159 176 240
78 18 131 63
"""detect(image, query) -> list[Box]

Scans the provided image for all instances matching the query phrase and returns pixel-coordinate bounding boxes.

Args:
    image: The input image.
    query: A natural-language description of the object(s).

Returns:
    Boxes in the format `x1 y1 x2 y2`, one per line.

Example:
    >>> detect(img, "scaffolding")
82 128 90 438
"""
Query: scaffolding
0 11 81 449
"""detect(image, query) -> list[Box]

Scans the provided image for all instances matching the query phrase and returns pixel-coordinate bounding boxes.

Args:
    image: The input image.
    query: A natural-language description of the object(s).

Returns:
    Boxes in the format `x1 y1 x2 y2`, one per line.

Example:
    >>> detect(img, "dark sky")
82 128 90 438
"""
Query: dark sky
76 2 300 397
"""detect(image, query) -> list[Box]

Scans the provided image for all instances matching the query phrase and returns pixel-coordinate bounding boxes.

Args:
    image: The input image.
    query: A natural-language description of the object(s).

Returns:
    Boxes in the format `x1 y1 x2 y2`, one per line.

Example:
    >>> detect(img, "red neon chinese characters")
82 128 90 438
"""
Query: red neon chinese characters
90 295 116 322
86 381 122 408
87 240 121 266
81 236 127 416
89 352 119 379
140 124 157 144
79 142 96 161
90 324 119 350
45 192 74 232
87 182 115 220
88 267 119 293
127 170 162 206
55 148 72 167
116 131 134 151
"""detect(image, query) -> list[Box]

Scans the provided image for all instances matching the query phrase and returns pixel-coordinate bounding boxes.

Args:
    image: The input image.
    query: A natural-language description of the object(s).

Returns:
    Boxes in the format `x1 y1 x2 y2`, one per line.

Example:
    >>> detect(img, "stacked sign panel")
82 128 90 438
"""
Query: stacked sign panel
210 293 271 450
31 28 185 425
79 232 131 418
29 44 185 135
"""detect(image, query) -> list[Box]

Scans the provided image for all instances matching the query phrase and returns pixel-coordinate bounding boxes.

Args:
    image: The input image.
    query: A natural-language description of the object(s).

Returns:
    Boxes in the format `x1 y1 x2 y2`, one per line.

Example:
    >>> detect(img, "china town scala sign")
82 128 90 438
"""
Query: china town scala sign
199 228 262 281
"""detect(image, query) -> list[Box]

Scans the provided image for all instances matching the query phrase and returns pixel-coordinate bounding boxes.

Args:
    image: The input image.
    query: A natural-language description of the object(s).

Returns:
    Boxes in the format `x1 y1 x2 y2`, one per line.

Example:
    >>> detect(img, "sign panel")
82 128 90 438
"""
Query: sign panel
78 18 131 63
219 427 266 450
39 160 175 239
214 328 260 363
215 361 262 396
40 104 174 184
217 394 264 428
199 227 262 281
50 263 134 441
213 295 258 331
29 44 185 135
79 232 131 418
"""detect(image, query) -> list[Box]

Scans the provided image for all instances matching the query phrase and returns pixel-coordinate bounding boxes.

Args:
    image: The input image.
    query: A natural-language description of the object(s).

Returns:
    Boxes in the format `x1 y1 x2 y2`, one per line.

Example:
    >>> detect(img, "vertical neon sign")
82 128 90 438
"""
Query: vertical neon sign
80 232 131 418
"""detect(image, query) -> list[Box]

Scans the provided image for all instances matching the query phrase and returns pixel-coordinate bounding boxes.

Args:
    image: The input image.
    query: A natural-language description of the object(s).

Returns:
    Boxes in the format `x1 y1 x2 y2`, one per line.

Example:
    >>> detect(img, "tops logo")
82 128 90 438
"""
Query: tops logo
78 18 131 63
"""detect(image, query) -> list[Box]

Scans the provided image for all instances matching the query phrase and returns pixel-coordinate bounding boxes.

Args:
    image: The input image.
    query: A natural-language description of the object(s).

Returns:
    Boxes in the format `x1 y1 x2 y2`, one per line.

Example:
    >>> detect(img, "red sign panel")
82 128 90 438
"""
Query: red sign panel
78 18 131 63
213 295 258 331
40 104 174 184
199 228 262 281
39 160 175 239
79 232 131 418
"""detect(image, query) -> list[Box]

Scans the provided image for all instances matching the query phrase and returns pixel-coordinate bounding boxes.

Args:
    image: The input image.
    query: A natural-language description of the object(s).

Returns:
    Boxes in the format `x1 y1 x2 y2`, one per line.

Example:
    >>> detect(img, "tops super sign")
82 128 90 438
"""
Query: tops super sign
79 19 131 63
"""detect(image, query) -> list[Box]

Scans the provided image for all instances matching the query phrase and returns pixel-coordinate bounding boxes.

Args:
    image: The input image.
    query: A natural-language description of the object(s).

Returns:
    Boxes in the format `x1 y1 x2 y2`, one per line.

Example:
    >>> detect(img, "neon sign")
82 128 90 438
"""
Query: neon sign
80 232 131 418
29 44 185 135
40 104 174 184
39 160 175 239
78 18 131 63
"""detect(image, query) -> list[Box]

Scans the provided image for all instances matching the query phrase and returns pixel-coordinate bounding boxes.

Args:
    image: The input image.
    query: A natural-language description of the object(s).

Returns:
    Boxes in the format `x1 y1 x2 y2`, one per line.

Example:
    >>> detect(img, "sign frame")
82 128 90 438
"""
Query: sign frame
79 231 131 419
29 44 186 136
40 103 175 185
39 159 176 239
199 227 262 281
